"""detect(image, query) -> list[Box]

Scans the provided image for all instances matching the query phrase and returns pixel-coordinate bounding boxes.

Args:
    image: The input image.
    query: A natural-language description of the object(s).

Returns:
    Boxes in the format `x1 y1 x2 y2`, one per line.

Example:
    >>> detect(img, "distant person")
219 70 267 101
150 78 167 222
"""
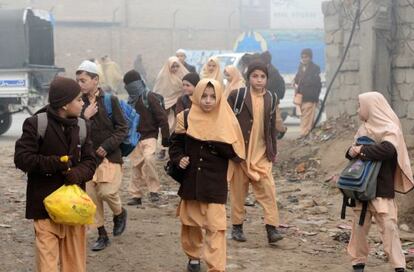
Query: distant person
14 77 97 271
133 54 148 82
100 56 124 94
223 65 245 98
153 56 188 160
200 56 224 86
123 69 169 207
176 49 197 73
346 92 413 272
175 72 200 115
169 79 245 272
76 60 128 252
293 48 322 137
261 51 287 139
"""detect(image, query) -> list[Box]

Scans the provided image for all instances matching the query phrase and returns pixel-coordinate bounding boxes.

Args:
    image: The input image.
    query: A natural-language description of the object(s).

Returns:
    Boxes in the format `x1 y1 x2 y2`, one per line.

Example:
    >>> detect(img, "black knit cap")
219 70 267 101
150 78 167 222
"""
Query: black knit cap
246 60 268 80
48 76 81 108
301 48 313 59
182 72 200 87
123 69 142 85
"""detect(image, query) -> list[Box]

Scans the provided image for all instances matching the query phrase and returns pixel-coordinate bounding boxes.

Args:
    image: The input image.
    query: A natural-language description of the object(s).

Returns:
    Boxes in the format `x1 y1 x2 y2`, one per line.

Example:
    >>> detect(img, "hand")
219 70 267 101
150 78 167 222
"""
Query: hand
84 102 98 120
96 146 107 158
56 155 72 171
348 145 362 158
162 137 170 147
179 156 190 169
64 169 81 186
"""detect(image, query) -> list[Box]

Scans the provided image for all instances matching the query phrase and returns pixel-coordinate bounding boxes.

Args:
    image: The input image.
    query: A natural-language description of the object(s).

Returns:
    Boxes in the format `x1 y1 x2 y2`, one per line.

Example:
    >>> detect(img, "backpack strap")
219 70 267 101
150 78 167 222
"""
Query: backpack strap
103 93 113 118
233 87 247 116
77 118 87 145
183 109 189 130
341 195 348 220
37 112 48 139
267 90 278 116
359 201 368 226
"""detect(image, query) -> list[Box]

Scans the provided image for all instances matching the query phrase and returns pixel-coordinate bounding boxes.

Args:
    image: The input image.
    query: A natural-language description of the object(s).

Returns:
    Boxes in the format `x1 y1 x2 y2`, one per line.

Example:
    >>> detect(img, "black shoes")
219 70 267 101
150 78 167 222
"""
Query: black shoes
231 224 247 242
187 259 201 272
395 268 405 272
127 197 142 206
352 263 364 272
149 192 160 203
91 235 110 251
266 224 283 244
113 207 127 236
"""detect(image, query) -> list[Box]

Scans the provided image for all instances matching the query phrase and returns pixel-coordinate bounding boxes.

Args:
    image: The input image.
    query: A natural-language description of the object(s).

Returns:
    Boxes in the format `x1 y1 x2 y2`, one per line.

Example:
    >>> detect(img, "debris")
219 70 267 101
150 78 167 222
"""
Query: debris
332 231 350 243
0 224 11 228
400 224 411 232
337 224 352 230
295 162 306 173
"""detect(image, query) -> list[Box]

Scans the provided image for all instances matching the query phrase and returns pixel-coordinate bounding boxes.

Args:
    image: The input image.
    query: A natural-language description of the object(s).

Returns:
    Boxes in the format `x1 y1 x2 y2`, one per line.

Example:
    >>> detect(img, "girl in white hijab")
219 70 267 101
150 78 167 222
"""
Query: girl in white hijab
346 92 413 272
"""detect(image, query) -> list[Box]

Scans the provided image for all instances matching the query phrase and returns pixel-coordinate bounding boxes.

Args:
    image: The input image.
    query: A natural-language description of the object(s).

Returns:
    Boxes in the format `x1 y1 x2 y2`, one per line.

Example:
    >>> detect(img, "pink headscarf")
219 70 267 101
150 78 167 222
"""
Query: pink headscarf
356 92 414 193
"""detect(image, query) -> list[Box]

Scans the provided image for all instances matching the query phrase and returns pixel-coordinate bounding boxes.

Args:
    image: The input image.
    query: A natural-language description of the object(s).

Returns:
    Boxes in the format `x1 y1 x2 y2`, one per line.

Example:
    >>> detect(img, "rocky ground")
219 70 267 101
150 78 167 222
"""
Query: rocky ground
2 116 414 271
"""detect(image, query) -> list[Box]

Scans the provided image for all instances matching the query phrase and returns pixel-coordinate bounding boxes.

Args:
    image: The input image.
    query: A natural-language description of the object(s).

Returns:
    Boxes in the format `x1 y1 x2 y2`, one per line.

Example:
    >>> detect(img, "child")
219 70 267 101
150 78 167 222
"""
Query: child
227 61 283 245
223 65 245 98
346 92 413 272
169 79 245 272
14 77 97 271
76 60 129 251
175 72 200 114
123 69 169 205
200 56 224 86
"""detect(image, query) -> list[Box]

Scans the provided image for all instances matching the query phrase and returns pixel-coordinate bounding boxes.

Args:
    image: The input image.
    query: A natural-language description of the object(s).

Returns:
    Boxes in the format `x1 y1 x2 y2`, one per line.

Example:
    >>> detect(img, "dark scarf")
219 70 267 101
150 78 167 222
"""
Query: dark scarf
46 106 81 162
125 80 147 105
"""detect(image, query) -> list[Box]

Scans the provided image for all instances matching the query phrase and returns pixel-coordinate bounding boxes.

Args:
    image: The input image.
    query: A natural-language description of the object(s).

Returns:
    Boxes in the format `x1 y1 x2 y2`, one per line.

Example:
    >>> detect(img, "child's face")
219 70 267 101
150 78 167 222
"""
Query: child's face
76 72 99 95
207 61 217 73
249 70 267 90
224 69 232 81
301 54 311 65
176 53 186 64
65 93 84 117
170 62 180 74
200 86 217 113
182 80 195 96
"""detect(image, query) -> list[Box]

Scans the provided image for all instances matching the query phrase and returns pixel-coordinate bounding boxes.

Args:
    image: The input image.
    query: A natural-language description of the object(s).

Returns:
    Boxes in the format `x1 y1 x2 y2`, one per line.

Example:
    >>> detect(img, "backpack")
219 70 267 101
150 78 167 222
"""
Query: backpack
165 110 189 184
337 136 382 225
232 87 277 116
37 112 87 145
103 94 141 157
142 90 165 111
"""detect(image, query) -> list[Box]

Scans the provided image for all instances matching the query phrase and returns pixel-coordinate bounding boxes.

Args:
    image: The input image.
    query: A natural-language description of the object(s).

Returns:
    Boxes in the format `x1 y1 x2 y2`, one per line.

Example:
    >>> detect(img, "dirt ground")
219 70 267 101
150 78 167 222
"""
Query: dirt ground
1 118 413 272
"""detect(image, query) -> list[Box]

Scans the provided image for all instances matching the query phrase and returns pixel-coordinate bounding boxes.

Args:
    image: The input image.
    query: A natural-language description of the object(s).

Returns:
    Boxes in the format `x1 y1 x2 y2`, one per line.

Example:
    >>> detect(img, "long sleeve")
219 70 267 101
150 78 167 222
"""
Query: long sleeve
101 96 128 154
149 93 169 139
169 132 186 165
360 141 396 161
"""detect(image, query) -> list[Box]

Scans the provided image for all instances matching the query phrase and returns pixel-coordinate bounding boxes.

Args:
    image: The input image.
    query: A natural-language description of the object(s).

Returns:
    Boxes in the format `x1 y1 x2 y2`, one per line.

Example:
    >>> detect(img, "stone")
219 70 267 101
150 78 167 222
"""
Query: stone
324 15 341 32
325 44 342 60
407 104 414 119
399 83 414 101
400 224 411 232
394 69 406 84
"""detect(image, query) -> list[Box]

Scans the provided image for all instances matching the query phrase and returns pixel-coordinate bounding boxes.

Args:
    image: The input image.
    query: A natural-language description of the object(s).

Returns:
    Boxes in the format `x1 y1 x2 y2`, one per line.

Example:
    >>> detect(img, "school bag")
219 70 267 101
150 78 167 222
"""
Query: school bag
232 87 277 116
142 89 165 111
103 94 141 157
37 112 86 145
337 136 382 225
164 110 189 184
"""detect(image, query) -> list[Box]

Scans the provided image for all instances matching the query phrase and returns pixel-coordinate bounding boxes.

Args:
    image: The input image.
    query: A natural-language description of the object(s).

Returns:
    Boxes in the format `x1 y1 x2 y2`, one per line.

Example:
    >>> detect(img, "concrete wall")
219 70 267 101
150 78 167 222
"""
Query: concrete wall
323 0 414 146
0 0 242 84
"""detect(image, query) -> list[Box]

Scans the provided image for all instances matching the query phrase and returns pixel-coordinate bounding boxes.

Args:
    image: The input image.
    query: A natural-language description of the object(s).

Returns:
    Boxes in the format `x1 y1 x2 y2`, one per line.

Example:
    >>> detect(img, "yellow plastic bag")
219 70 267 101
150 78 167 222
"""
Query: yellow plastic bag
44 184 96 225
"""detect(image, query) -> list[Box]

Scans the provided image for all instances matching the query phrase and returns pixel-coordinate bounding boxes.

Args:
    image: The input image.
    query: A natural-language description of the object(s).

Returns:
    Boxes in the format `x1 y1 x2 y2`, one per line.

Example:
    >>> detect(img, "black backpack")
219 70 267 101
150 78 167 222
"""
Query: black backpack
142 90 165 111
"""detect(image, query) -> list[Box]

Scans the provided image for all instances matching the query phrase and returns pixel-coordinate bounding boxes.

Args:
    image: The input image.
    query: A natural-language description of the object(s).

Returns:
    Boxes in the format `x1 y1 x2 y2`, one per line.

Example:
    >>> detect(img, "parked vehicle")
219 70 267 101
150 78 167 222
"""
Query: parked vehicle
0 8 63 135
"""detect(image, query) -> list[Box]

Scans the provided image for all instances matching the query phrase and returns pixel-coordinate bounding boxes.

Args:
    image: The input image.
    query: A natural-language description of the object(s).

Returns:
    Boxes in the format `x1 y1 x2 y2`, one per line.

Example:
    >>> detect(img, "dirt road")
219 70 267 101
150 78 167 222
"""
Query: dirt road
0 116 402 272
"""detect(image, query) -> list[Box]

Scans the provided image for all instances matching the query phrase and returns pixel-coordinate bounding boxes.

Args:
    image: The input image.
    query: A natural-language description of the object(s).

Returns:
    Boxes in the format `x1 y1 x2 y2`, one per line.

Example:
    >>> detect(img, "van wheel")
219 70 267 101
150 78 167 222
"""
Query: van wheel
0 113 12 135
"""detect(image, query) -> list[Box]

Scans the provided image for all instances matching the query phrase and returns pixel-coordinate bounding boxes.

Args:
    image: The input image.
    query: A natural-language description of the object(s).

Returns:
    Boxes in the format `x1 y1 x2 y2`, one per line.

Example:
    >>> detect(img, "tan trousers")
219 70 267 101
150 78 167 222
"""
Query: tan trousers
179 200 227 272
348 198 405 269
34 219 86 272
300 102 317 136
86 159 123 228
129 138 160 198
230 165 279 226
275 105 286 133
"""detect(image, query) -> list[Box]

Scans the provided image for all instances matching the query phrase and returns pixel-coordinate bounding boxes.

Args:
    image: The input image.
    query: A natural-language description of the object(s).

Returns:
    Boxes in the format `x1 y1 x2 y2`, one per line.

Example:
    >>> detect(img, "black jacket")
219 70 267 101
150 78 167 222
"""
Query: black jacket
169 134 238 204
82 90 128 165
15 108 96 219
294 62 322 103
